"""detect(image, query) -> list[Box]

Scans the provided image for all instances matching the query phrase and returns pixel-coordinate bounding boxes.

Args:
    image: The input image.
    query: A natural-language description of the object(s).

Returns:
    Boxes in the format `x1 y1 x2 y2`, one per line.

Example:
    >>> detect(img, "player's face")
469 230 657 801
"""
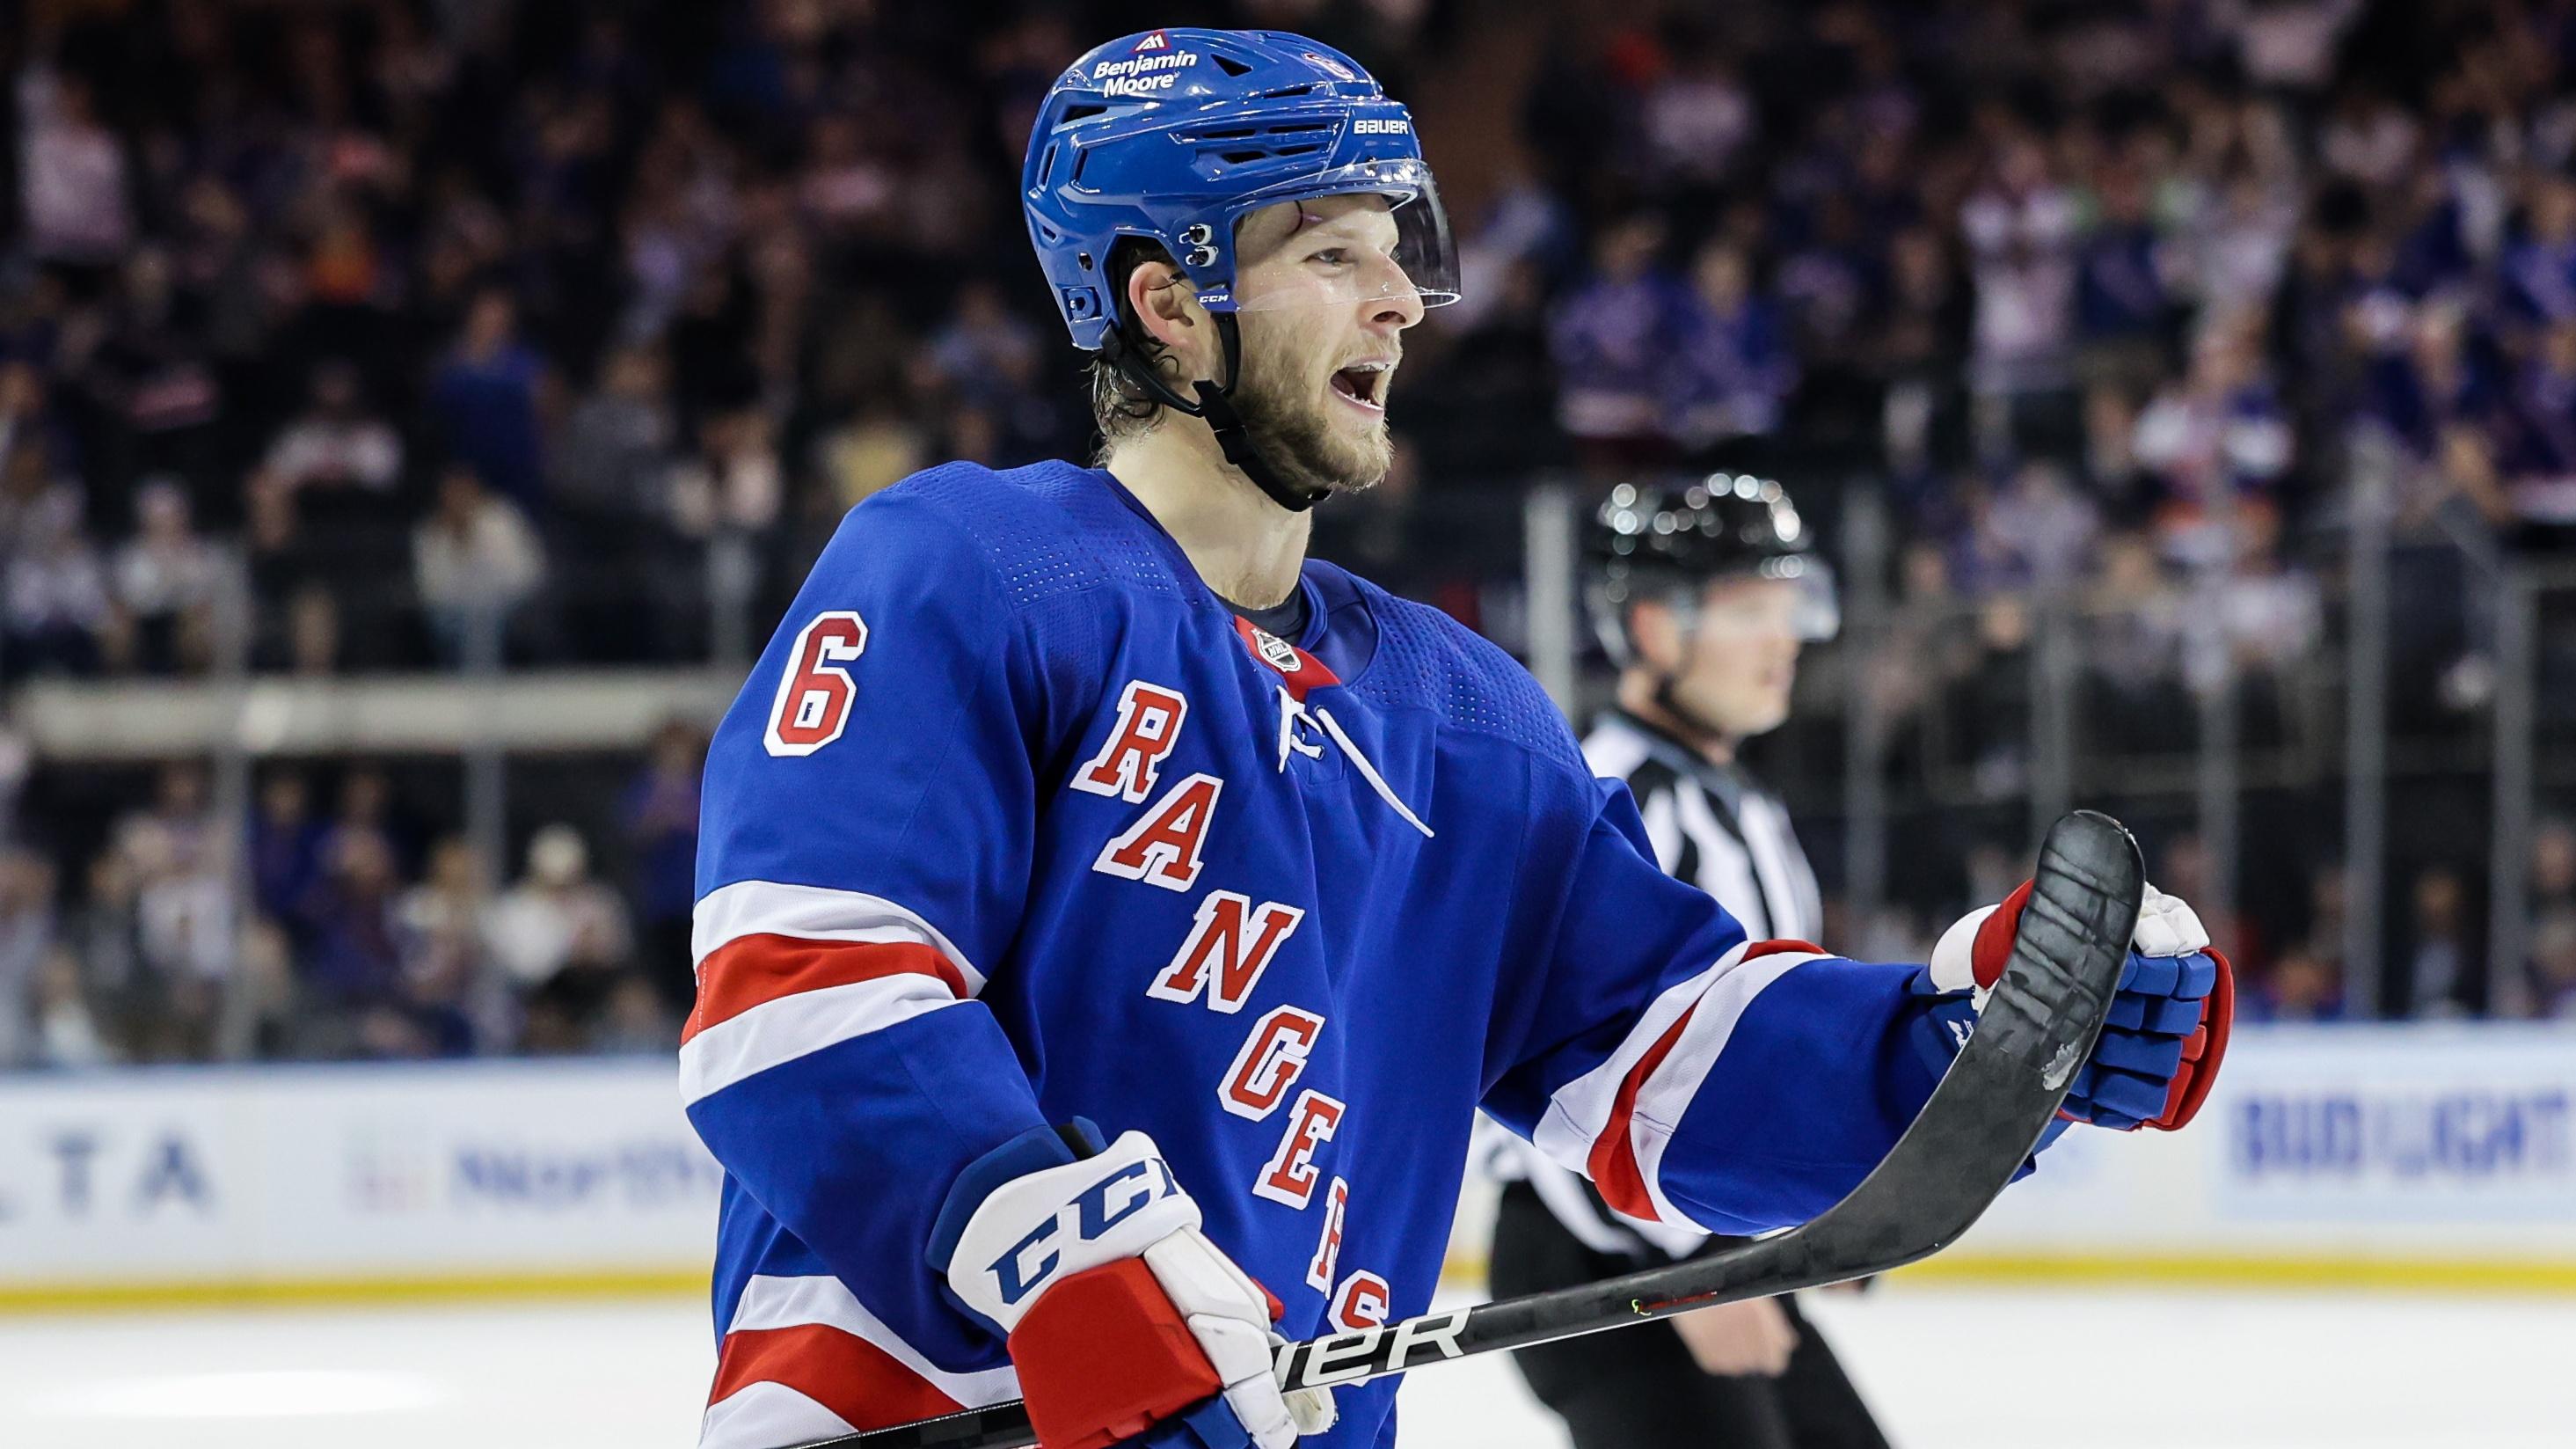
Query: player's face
1669 575 1806 741
1226 194 1425 494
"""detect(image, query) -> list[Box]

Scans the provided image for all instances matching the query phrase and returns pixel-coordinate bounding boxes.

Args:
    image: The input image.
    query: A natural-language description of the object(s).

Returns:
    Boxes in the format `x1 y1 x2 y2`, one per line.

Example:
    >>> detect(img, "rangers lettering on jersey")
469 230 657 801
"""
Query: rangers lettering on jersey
1074 681 1190 802
1222 1006 1327 1121
1152 893 1305 1012
1093 772 1224 890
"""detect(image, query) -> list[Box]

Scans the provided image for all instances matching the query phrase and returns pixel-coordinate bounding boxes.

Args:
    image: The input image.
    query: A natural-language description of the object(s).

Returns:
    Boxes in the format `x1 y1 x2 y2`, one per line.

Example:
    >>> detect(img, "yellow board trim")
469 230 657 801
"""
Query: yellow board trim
1894 1253 2576 1294
11 1253 2576 1317
0 1269 708 1315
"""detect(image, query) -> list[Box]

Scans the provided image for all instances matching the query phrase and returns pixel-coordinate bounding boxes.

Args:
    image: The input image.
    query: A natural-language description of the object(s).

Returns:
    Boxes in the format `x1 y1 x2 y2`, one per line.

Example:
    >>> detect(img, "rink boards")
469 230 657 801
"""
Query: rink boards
0 1024 2571 1307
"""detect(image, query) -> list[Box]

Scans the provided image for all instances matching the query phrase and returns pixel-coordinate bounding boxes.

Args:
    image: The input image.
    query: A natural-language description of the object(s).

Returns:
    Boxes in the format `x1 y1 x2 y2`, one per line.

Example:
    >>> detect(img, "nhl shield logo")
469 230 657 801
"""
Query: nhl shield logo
1232 615 1340 701
1251 627 1301 673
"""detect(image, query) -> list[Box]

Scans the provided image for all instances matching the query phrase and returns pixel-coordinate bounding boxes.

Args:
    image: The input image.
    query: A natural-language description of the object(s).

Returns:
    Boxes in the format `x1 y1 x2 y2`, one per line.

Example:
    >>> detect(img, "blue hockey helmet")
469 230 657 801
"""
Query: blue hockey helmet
1022 29 1462 352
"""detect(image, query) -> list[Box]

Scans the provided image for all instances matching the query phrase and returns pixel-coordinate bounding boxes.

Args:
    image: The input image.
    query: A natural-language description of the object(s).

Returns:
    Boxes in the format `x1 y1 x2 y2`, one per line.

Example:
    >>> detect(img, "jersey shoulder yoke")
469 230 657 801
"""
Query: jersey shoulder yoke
1343 574 1586 775
865 459 1195 611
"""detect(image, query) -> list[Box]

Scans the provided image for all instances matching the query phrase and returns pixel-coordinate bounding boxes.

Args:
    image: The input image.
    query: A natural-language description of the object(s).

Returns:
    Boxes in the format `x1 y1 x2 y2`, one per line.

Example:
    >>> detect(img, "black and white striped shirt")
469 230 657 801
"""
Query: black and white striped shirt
1485 709 1822 1260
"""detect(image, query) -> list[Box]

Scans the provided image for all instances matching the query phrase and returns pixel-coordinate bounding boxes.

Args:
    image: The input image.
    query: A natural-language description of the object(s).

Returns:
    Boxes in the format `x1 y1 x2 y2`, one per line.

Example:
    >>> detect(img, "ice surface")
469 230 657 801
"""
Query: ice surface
1 1283 2570 1448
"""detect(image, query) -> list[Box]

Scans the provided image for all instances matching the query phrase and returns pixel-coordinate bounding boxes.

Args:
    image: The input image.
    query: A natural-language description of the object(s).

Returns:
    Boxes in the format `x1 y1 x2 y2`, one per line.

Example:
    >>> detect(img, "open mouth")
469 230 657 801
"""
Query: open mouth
1329 361 1391 413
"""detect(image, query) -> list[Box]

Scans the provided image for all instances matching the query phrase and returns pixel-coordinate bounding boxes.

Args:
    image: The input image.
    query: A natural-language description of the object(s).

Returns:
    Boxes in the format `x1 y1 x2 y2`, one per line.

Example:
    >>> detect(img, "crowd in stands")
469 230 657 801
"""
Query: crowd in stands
8 0 2576 1064
0 719 706 1066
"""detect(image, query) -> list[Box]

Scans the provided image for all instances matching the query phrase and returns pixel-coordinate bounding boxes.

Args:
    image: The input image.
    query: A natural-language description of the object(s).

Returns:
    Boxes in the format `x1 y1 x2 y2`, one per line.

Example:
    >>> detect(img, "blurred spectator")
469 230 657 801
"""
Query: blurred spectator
812 395 930 511
2133 326 2295 563
30 946 114 1068
2216 508 2323 663
325 767 407 871
1638 21 1757 190
414 465 547 663
1667 241 1794 450
622 720 707 1011
1959 135 2079 447
487 824 632 1000
2532 818 2576 914
929 281 1042 408
2251 943 2347 1022
393 837 501 1057
295 828 407 1021
665 406 783 540
1 486 110 675
2157 832 2259 964
430 289 551 513
84 248 223 481
285 584 345 676
2531 910 2576 1019
2222 0 2362 97
128 803 235 1049
2499 321 2576 531
17 70 130 267
2178 171 2300 329
595 973 680 1056
251 771 329 924
1551 213 1686 463
1969 460 2102 592
68 851 148 1054
261 362 404 501
2399 866 2475 1017
553 344 675 523
107 479 222 675
2074 162 2172 392
2500 176 2576 333
0 847 61 1067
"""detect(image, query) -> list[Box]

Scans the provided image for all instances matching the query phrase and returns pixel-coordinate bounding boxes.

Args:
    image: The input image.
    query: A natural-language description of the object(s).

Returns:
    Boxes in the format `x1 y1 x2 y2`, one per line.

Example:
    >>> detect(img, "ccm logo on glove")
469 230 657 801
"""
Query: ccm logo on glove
988 1153 1185 1308
932 1123 1336 1449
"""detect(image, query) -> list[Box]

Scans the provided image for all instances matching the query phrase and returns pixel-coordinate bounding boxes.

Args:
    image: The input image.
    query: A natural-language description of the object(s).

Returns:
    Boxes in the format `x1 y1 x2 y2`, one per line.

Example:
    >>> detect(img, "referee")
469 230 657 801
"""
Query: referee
1487 475 1892 1449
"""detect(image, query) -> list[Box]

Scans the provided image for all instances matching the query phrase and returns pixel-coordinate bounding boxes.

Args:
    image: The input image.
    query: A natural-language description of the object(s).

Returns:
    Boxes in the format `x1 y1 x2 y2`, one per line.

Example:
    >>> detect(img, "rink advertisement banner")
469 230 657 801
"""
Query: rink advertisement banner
0 1059 719 1303
1935 1023 2576 1284
5 1030 2575 1303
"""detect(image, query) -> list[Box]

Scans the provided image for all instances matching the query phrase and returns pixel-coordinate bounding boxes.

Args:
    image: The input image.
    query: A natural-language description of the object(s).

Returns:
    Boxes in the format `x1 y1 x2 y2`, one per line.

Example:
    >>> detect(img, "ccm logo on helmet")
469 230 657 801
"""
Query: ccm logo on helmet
985 1154 1183 1306
1352 118 1410 135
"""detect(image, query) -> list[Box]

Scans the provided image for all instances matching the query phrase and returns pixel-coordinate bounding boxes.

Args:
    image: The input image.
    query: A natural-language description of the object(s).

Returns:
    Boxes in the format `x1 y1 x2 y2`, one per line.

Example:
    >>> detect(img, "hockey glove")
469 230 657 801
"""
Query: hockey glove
931 1122 1336 1449
1913 880 2233 1131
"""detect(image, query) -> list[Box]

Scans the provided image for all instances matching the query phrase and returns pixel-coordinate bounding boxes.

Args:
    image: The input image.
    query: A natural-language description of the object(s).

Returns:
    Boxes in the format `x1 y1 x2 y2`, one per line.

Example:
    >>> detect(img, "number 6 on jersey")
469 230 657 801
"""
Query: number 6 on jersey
764 610 869 757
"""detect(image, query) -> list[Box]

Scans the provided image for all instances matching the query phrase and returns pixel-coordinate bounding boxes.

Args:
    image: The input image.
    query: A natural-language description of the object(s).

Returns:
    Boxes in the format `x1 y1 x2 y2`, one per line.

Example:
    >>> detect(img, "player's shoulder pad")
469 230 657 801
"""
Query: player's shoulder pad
848 459 1193 611
1340 573 1586 775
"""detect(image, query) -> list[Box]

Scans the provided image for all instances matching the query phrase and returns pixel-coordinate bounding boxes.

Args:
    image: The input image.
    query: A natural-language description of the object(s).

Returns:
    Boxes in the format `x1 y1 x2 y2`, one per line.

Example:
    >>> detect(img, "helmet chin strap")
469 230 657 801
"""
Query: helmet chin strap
1101 314 1328 514
1650 673 1736 754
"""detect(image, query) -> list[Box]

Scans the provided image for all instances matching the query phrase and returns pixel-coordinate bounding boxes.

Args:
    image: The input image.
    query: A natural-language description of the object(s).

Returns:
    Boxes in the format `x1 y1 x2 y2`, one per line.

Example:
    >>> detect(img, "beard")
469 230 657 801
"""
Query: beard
1225 323 1394 496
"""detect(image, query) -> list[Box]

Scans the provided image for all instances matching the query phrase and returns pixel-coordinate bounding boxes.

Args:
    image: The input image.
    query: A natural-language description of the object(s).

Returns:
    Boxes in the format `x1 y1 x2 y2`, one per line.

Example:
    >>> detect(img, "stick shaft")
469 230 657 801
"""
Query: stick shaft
796 810 2141 1449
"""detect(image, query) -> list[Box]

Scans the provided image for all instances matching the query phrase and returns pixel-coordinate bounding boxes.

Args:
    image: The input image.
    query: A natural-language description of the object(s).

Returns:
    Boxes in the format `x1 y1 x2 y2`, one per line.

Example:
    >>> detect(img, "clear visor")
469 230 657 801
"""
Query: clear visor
1683 561 1841 644
1211 158 1462 317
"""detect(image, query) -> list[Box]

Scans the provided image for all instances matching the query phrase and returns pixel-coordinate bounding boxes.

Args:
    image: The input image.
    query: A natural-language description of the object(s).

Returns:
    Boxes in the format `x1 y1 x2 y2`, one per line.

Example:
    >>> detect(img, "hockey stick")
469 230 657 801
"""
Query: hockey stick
802 809 2142 1449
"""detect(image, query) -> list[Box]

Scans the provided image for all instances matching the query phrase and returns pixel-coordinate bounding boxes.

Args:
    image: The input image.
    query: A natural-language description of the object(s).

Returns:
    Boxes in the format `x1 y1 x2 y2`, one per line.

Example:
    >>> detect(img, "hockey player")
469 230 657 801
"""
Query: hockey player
1488 476 1889 1449
682 30 2234 1449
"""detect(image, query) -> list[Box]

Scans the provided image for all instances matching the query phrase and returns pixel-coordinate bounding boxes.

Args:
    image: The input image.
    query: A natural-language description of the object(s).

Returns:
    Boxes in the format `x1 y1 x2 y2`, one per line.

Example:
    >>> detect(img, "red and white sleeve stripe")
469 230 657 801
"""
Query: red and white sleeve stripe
1529 940 1832 1226
680 881 988 1109
698 1273 1021 1449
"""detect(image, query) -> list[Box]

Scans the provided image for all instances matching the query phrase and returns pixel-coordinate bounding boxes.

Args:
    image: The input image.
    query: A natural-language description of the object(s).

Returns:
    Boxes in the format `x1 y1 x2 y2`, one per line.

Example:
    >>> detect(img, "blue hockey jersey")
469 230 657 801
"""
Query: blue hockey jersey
683 461 1950 1449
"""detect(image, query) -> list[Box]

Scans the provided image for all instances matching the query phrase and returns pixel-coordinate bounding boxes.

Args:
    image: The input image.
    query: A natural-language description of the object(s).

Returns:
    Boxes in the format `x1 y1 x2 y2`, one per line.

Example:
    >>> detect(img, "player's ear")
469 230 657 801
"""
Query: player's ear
1127 258 1215 383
